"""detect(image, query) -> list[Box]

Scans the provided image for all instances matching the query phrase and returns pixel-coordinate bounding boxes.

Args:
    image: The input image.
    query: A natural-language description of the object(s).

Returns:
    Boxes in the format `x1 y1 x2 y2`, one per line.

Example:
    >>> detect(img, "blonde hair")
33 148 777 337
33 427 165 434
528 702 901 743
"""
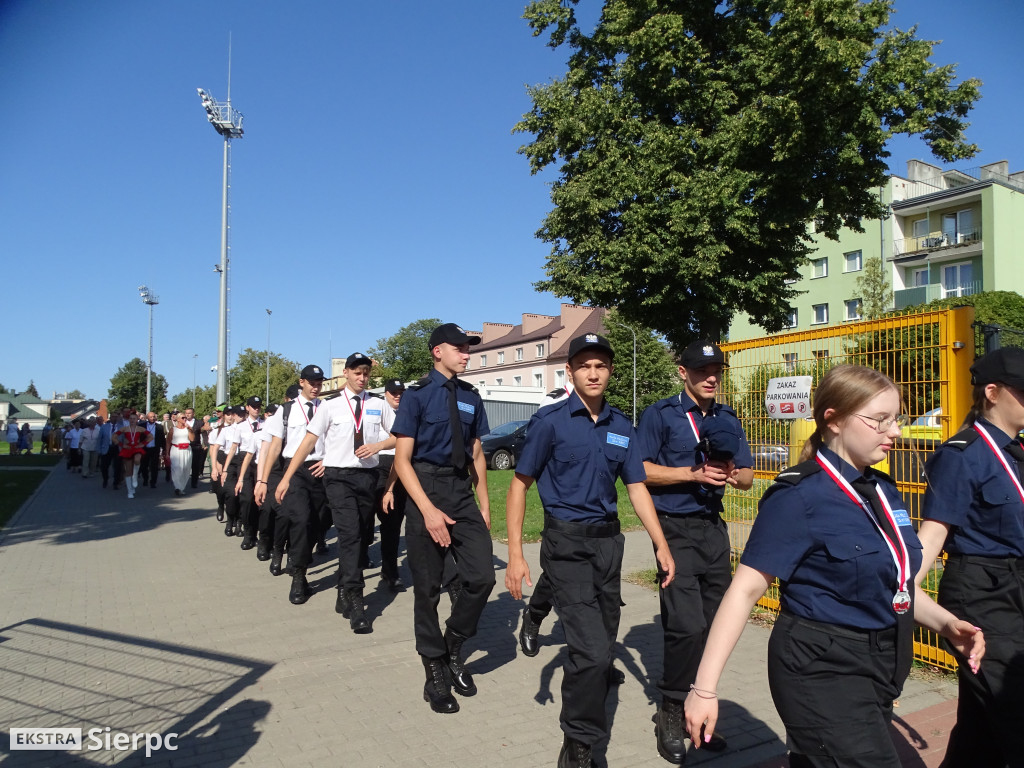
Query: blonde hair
798 365 902 463
958 383 991 431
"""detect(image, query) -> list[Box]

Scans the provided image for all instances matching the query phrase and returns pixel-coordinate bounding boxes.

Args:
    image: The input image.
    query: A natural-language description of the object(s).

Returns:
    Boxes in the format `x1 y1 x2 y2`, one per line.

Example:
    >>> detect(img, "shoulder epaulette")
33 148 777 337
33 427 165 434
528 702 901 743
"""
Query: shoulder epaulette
545 388 566 399
367 392 383 400
456 379 479 394
943 427 979 451
771 460 821 486
407 377 430 391
865 465 896 485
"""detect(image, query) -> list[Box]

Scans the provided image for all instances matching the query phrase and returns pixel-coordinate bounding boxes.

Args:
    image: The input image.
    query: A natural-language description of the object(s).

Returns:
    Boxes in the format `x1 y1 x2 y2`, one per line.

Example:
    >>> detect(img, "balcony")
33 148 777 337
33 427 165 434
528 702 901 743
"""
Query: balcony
893 225 982 258
893 280 982 310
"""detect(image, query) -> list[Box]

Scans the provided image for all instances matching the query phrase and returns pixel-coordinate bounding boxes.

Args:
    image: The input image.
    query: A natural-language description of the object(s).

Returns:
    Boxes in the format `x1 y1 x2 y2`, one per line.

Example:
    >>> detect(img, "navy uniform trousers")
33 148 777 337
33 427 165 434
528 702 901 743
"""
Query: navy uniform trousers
374 454 407 579
405 463 494 659
938 555 1024 768
541 517 624 746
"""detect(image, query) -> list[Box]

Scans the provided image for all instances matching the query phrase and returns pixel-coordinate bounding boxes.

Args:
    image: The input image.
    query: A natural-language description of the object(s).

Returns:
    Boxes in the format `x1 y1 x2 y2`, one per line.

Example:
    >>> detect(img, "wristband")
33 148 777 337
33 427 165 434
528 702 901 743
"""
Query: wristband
256 480 267 485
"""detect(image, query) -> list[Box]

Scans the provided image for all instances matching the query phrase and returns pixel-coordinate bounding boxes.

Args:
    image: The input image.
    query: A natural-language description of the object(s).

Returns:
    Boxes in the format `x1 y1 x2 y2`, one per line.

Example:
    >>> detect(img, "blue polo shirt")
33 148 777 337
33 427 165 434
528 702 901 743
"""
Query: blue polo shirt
741 447 922 630
515 392 645 524
637 391 753 515
389 369 489 467
923 418 1024 557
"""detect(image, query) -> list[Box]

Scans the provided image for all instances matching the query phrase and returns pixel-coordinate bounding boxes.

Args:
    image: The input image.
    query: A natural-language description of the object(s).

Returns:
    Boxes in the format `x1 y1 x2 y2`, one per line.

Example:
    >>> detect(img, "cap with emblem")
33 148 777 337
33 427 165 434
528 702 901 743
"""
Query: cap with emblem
345 352 372 370
285 383 300 400
300 364 325 381
232 405 246 417
680 340 728 369
246 396 263 410
428 323 481 349
970 346 1024 390
265 403 280 416
384 379 406 394
567 332 614 363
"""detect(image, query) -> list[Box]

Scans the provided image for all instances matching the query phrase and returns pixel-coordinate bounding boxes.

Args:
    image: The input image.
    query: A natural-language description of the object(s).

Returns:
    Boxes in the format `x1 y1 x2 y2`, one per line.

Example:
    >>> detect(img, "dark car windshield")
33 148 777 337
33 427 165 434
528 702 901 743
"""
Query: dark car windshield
486 420 528 438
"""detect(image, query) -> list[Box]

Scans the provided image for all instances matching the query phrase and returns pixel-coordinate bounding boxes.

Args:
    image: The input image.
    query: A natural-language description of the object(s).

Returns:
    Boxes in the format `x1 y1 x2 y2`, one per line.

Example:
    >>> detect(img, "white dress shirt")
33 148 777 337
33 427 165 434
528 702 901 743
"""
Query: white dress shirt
263 395 327 461
307 389 395 468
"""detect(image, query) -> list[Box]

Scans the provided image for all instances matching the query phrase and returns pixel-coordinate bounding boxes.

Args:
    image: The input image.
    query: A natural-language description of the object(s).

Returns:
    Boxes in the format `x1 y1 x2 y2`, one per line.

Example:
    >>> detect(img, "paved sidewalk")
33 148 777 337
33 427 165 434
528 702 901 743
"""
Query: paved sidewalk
0 467 958 767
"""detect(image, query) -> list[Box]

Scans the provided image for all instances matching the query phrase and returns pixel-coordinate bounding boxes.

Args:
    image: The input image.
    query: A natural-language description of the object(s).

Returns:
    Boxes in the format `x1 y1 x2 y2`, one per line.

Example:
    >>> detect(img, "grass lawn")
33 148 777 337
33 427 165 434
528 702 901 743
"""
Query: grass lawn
483 469 645 544
0 470 50 529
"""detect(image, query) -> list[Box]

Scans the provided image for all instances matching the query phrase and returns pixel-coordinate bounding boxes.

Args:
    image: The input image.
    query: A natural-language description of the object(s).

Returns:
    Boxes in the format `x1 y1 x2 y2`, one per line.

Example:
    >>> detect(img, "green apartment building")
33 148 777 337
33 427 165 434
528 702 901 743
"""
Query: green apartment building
729 160 1024 342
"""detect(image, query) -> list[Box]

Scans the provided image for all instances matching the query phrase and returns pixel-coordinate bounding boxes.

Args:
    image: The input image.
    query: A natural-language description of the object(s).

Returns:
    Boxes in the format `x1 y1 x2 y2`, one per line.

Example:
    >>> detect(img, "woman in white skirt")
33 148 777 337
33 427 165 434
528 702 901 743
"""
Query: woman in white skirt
167 412 195 496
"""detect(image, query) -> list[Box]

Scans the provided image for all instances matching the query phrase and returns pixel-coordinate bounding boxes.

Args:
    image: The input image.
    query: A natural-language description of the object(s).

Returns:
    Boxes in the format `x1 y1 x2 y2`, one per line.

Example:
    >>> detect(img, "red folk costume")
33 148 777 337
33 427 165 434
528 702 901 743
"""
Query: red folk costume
116 425 151 458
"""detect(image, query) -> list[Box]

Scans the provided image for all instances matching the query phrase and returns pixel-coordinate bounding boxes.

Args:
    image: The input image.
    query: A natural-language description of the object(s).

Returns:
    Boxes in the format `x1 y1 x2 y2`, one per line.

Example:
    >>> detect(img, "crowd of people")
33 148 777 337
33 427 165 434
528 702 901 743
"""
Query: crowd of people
30 323 1023 767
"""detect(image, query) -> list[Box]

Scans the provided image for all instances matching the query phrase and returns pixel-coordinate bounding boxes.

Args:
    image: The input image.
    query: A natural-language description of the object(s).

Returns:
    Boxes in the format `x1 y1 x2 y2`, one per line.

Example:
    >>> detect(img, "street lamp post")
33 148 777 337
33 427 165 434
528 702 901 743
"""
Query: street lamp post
265 309 272 404
138 285 159 414
192 354 198 409
609 318 637 425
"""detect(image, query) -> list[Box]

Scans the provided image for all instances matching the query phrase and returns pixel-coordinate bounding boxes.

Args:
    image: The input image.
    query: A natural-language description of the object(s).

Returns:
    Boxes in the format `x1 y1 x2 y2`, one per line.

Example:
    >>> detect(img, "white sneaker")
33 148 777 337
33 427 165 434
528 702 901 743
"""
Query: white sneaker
127 491 134 499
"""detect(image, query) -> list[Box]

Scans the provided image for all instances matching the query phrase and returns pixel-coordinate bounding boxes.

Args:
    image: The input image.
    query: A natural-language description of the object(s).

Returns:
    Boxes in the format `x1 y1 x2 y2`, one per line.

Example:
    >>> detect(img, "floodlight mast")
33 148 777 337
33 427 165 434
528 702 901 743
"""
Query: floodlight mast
139 285 160 414
197 75 244 406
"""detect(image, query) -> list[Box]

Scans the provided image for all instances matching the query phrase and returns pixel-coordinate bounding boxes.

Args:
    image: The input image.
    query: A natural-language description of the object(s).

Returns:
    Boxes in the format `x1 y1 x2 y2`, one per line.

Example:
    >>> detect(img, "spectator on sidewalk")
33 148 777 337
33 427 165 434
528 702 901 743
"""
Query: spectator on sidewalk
6 419 19 455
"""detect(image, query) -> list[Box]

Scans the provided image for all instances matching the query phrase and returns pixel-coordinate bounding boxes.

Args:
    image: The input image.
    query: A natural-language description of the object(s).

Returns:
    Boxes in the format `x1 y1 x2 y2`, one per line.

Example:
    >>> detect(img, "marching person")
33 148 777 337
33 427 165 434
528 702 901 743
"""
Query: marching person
184 407 207 488
269 366 329 593
684 365 984 768
97 414 115 488
219 406 247 537
506 333 675 768
208 404 232 523
141 412 165 489
377 379 408 592
79 417 100 479
252 402 285 563
233 396 264 550
167 411 195 496
278 354 395 632
113 411 150 499
636 340 754 761
390 323 495 714
66 419 83 472
917 346 1024 768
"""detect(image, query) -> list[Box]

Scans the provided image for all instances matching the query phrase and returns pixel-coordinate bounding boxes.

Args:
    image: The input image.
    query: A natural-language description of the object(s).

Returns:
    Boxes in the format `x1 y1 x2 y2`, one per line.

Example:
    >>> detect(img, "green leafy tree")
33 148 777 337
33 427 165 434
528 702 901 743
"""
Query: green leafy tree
24 380 40 397
108 358 169 414
856 256 892 320
169 385 218 416
516 0 980 348
227 348 300 406
67 389 87 399
0 383 8 394
602 310 680 423
368 318 443 384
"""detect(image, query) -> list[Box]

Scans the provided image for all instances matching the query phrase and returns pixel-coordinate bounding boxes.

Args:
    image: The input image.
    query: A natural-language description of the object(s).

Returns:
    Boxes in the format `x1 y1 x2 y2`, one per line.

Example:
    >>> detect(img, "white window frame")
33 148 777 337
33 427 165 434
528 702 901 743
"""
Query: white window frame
812 303 828 325
782 353 798 374
479 354 487 368
911 268 929 287
515 347 523 361
844 298 862 321
813 349 830 361
811 257 828 279
785 309 798 329
554 369 565 387
843 250 863 273
497 351 505 365
536 343 545 358
941 261 974 298
533 372 543 388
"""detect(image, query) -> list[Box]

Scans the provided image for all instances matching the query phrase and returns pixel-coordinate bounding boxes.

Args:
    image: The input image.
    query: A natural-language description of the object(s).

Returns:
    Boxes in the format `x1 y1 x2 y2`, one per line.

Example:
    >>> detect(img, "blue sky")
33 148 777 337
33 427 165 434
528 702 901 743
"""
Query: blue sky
1 0 1021 403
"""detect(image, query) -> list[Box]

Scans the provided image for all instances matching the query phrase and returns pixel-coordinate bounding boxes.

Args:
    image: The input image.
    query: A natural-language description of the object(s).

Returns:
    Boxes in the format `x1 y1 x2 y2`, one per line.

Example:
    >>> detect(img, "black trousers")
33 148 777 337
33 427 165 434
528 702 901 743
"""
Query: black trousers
540 519 624 746
142 447 160 487
655 512 731 701
222 455 243 523
405 464 495 659
100 446 120 486
283 462 328 570
190 445 207 486
237 456 258 533
938 555 1024 768
527 571 556 618
324 467 378 591
258 466 289 553
374 455 406 578
769 612 905 767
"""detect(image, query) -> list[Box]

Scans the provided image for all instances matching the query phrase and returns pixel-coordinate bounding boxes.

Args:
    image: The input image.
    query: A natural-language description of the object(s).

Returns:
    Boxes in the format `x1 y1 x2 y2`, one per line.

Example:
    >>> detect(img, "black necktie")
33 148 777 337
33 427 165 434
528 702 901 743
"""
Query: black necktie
851 475 913 684
444 378 466 470
251 421 259 433
353 396 363 449
306 401 314 421
1005 440 1024 483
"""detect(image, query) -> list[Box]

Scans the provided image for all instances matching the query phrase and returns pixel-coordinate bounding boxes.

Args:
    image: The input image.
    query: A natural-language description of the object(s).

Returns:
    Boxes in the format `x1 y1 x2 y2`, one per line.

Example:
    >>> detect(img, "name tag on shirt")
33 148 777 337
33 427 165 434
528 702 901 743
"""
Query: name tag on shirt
606 433 630 449
457 402 475 415
892 508 911 527
365 409 382 417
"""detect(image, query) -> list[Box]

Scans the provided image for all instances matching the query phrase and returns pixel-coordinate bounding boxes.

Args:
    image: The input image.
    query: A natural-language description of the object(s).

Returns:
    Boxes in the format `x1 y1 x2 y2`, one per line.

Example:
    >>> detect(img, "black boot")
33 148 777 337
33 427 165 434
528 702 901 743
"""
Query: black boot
289 567 311 605
346 589 371 634
422 656 459 714
216 506 224 522
240 527 256 550
335 588 352 616
557 736 592 768
655 696 686 764
269 550 283 576
444 628 476 696
224 520 235 537
519 607 543 657
256 538 271 561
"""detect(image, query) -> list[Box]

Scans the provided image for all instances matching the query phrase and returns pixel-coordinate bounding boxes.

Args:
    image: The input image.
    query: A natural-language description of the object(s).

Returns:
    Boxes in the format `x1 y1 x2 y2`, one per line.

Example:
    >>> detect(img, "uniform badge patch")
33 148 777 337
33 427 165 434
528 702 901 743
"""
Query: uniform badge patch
892 508 912 527
457 401 475 414
606 433 629 448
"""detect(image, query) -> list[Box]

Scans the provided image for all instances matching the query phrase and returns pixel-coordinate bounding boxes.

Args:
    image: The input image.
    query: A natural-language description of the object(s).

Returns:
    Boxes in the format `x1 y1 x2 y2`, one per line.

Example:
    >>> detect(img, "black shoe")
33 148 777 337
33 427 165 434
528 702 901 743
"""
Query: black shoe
611 663 626 685
240 531 255 550
335 589 352 617
519 608 542 657
235 524 244 537
174 489 181 496
256 541 270 561
655 697 686 764
284 556 295 576
269 551 284 576
224 521 235 537
557 736 592 768
191 479 198 489
382 574 406 593
289 568 311 605
422 657 459 714
347 589 371 634
216 508 224 522
444 628 476 696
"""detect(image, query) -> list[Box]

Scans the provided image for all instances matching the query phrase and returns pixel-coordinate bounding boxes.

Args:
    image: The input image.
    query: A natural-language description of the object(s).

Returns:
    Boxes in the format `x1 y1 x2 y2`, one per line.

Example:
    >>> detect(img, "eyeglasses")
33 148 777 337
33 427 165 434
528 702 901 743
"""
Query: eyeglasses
855 413 909 432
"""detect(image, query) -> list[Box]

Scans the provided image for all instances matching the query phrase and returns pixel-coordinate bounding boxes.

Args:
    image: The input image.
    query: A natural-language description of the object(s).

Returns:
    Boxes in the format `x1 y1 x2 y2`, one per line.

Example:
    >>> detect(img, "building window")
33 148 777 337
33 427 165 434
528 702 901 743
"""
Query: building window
783 353 798 373
513 376 522 387
844 298 862 321
536 343 545 358
811 257 828 279
497 351 505 365
942 209 977 245
813 349 830 361
911 268 929 287
555 369 564 387
812 303 828 325
465 358 470 371
495 377 503 386
785 309 798 329
942 262 975 298
533 372 543 387
844 250 863 273
478 380 486 389
479 354 487 367
515 347 523 361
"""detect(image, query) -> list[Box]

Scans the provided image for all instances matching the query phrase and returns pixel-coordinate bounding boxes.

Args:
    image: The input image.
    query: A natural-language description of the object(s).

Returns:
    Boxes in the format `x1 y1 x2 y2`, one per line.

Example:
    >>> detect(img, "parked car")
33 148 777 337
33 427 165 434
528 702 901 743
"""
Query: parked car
751 444 788 472
481 419 530 470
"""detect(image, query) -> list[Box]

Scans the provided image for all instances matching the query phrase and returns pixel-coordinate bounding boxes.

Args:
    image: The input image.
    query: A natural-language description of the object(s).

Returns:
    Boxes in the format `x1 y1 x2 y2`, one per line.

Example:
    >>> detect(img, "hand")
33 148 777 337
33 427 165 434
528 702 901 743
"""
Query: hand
684 689 719 749
692 462 729 486
422 503 456 547
382 490 394 513
309 460 325 478
655 543 675 588
479 505 491 530
234 480 242 496
943 619 984 674
275 478 290 505
254 482 266 506
505 556 533 600
354 443 380 459
211 467 220 482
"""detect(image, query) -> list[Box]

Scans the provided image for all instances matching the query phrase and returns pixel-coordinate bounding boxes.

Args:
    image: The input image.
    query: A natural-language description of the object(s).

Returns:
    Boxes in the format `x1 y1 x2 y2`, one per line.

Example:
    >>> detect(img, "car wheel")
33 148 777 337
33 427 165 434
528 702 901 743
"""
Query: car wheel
491 449 512 471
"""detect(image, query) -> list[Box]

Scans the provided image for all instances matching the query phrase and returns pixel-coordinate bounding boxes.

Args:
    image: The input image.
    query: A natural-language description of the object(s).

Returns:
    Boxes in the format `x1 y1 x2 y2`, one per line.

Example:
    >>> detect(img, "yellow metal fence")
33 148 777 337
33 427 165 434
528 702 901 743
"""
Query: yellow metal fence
719 306 976 669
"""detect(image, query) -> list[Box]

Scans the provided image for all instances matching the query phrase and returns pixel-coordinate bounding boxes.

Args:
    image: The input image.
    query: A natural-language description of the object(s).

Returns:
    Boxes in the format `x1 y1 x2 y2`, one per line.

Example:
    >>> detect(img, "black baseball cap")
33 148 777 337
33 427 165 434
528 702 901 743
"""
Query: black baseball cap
345 352 372 370
680 340 728 369
300 364 325 381
246 396 263 410
428 323 481 349
567 333 614 362
232 405 246 416
265 403 280 416
285 383 300 400
971 346 1024 390
384 379 405 394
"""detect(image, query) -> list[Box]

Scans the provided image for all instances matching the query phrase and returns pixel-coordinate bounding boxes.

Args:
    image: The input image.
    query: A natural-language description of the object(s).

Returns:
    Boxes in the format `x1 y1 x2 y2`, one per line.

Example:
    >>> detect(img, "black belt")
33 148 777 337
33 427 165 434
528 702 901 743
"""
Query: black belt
412 461 469 477
947 553 1022 570
328 466 376 473
656 509 721 521
543 514 620 538
780 611 897 644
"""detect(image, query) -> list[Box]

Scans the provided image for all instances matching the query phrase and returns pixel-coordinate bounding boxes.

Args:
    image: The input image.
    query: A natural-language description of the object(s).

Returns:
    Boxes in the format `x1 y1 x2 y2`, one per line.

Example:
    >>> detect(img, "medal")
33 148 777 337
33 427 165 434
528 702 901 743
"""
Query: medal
892 590 911 615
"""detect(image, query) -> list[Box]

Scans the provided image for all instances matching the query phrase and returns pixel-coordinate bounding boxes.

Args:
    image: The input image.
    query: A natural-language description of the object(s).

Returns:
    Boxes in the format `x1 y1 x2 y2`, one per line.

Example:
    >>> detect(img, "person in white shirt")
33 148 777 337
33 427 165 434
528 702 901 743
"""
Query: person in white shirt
66 420 83 472
79 417 100 478
278 353 396 632
208 405 233 523
218 406 248 537
252 402 284 563
233 396 265 550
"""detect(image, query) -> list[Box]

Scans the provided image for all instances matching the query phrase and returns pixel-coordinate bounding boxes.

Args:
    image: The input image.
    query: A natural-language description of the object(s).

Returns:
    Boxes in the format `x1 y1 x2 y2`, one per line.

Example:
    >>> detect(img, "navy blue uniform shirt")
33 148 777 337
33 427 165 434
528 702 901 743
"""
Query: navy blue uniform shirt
741 447 923 630
637 391 753 515
390 369 489 467
515 392 646 524
923 418 1024 557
